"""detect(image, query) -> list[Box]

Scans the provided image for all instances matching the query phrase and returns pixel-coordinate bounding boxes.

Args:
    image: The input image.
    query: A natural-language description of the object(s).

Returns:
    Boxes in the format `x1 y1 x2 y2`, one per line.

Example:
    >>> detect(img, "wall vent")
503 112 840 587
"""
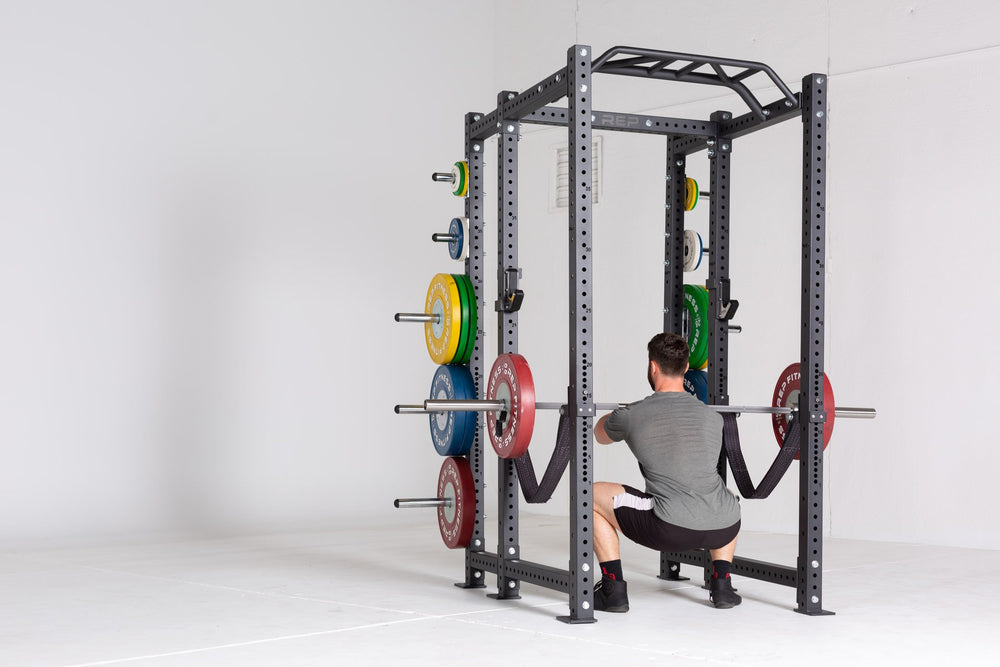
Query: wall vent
551 135 602 209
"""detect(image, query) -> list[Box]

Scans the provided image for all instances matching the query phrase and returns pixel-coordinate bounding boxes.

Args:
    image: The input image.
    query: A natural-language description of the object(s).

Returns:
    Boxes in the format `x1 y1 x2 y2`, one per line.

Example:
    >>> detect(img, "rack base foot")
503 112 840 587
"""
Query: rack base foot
455 581 487 589
487 592 522 600
794 607 835 617
556 615 597 624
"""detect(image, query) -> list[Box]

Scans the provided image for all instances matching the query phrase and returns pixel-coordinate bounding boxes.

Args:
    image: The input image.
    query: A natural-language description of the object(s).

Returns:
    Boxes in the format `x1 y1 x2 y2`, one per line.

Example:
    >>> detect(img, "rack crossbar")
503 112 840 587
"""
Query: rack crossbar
673 93 803 155
524 106 718 137
469 552 572 593
661 550 797 587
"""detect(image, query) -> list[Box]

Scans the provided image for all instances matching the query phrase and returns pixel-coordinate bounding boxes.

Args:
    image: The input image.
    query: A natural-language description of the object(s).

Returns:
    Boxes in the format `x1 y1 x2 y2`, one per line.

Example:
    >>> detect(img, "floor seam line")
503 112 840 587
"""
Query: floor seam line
72 564 421 616
61 604 568 667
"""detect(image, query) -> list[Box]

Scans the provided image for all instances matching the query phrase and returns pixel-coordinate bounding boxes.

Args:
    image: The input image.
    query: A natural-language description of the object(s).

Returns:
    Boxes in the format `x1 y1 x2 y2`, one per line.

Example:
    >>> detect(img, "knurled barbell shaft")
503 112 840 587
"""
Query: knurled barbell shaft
534 402 624 411
431 172 456 183
720 405 876 418
432 233 458 242
394 313 440 323
396 399 876 419
394 498 453 508
530 402 872 417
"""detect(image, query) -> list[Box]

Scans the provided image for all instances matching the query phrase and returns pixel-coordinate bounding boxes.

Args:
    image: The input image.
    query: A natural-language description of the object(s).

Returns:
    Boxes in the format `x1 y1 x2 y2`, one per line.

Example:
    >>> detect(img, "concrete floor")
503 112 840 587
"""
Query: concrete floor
2 513 997 666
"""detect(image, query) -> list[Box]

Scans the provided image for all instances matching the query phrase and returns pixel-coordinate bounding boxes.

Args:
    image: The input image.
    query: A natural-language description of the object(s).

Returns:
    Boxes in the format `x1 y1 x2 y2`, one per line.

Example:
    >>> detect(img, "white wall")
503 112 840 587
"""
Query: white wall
0 0 495 543
3 1 998 551
489 0 1000 549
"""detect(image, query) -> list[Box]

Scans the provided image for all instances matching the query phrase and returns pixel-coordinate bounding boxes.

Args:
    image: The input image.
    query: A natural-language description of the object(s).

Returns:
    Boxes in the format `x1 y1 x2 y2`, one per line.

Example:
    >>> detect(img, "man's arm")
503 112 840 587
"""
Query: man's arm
594 414 614 444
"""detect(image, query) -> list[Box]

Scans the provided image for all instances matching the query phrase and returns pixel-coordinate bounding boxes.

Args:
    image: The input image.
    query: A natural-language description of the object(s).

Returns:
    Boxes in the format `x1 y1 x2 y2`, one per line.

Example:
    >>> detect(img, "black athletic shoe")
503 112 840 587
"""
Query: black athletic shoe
710 575 742 609
594 577 629 612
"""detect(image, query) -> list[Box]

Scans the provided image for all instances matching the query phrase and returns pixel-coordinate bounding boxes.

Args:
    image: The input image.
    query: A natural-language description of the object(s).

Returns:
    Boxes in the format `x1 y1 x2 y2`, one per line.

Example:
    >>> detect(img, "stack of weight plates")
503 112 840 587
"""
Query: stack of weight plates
424 273 478 365
420 271 480 458
683 369 708 403
427 364 477 457
683 284 709 370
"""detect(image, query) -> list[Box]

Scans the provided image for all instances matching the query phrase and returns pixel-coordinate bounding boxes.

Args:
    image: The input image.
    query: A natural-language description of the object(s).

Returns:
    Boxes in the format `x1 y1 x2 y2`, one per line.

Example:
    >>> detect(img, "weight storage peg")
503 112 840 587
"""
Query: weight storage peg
431 161 470 197
431 217 469 261
684 177 711 211
394 456 476 549
394 498 451 508
396 355 875 459
684 230 708 272
427 364 477 456
395 273 478 365
683 285 710 369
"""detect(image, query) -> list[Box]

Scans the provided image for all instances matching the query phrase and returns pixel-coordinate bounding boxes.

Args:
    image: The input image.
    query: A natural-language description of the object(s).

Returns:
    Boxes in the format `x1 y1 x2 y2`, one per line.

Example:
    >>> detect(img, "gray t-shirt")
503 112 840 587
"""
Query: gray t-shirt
604 391 740 530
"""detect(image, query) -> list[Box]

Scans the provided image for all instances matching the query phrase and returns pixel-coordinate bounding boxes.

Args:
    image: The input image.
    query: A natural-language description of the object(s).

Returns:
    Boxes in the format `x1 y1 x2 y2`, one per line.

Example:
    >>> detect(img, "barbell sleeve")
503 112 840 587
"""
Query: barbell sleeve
830 406 877 419
424 399 506 412
394 498 453 508
394 313 440 323
393 401 505 414
399 400 622 414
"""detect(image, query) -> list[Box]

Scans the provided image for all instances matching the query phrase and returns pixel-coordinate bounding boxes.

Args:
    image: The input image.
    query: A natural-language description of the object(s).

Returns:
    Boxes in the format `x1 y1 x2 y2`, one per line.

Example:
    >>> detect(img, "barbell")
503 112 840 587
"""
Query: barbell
395 354 876 460
431 161 470 197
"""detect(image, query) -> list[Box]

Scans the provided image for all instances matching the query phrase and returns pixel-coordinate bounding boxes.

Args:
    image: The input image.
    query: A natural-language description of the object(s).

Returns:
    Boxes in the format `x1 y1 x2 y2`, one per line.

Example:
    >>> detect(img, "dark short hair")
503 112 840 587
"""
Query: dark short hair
647 332 689 377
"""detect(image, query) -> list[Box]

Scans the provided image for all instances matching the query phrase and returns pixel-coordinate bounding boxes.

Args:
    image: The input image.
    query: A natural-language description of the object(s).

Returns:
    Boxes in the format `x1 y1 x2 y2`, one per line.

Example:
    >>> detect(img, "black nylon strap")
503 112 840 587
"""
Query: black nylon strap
722 412 800 500
512 410 799 503
514 409 572 503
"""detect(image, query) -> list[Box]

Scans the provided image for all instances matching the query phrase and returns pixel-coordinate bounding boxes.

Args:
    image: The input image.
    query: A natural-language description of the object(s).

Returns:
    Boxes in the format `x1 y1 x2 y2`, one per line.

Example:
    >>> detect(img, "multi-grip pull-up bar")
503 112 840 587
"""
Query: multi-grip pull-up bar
591 46 799 120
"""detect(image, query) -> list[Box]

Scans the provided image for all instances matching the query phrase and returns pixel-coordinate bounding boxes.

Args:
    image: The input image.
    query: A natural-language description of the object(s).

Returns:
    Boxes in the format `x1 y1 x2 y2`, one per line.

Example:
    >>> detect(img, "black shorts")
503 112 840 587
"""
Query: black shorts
612 485 740 552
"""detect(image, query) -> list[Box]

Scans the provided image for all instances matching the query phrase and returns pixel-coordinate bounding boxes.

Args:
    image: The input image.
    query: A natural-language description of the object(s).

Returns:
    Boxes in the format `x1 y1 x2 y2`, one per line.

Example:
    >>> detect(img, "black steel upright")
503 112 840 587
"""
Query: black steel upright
663 141 686 334
457 112 488 590
706 110 733 413
703 110 735 587
559 44 596 624
492 92 523 601
797 73 832 616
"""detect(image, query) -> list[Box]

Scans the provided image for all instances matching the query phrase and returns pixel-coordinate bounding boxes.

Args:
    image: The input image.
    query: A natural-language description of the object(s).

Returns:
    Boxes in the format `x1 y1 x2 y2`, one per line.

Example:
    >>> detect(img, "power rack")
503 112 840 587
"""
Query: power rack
454 44 830 623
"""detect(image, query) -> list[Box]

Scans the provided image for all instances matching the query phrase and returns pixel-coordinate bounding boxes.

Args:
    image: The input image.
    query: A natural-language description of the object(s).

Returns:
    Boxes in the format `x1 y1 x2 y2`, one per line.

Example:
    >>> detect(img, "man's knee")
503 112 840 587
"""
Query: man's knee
593 482 626 528
594 482 625 508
